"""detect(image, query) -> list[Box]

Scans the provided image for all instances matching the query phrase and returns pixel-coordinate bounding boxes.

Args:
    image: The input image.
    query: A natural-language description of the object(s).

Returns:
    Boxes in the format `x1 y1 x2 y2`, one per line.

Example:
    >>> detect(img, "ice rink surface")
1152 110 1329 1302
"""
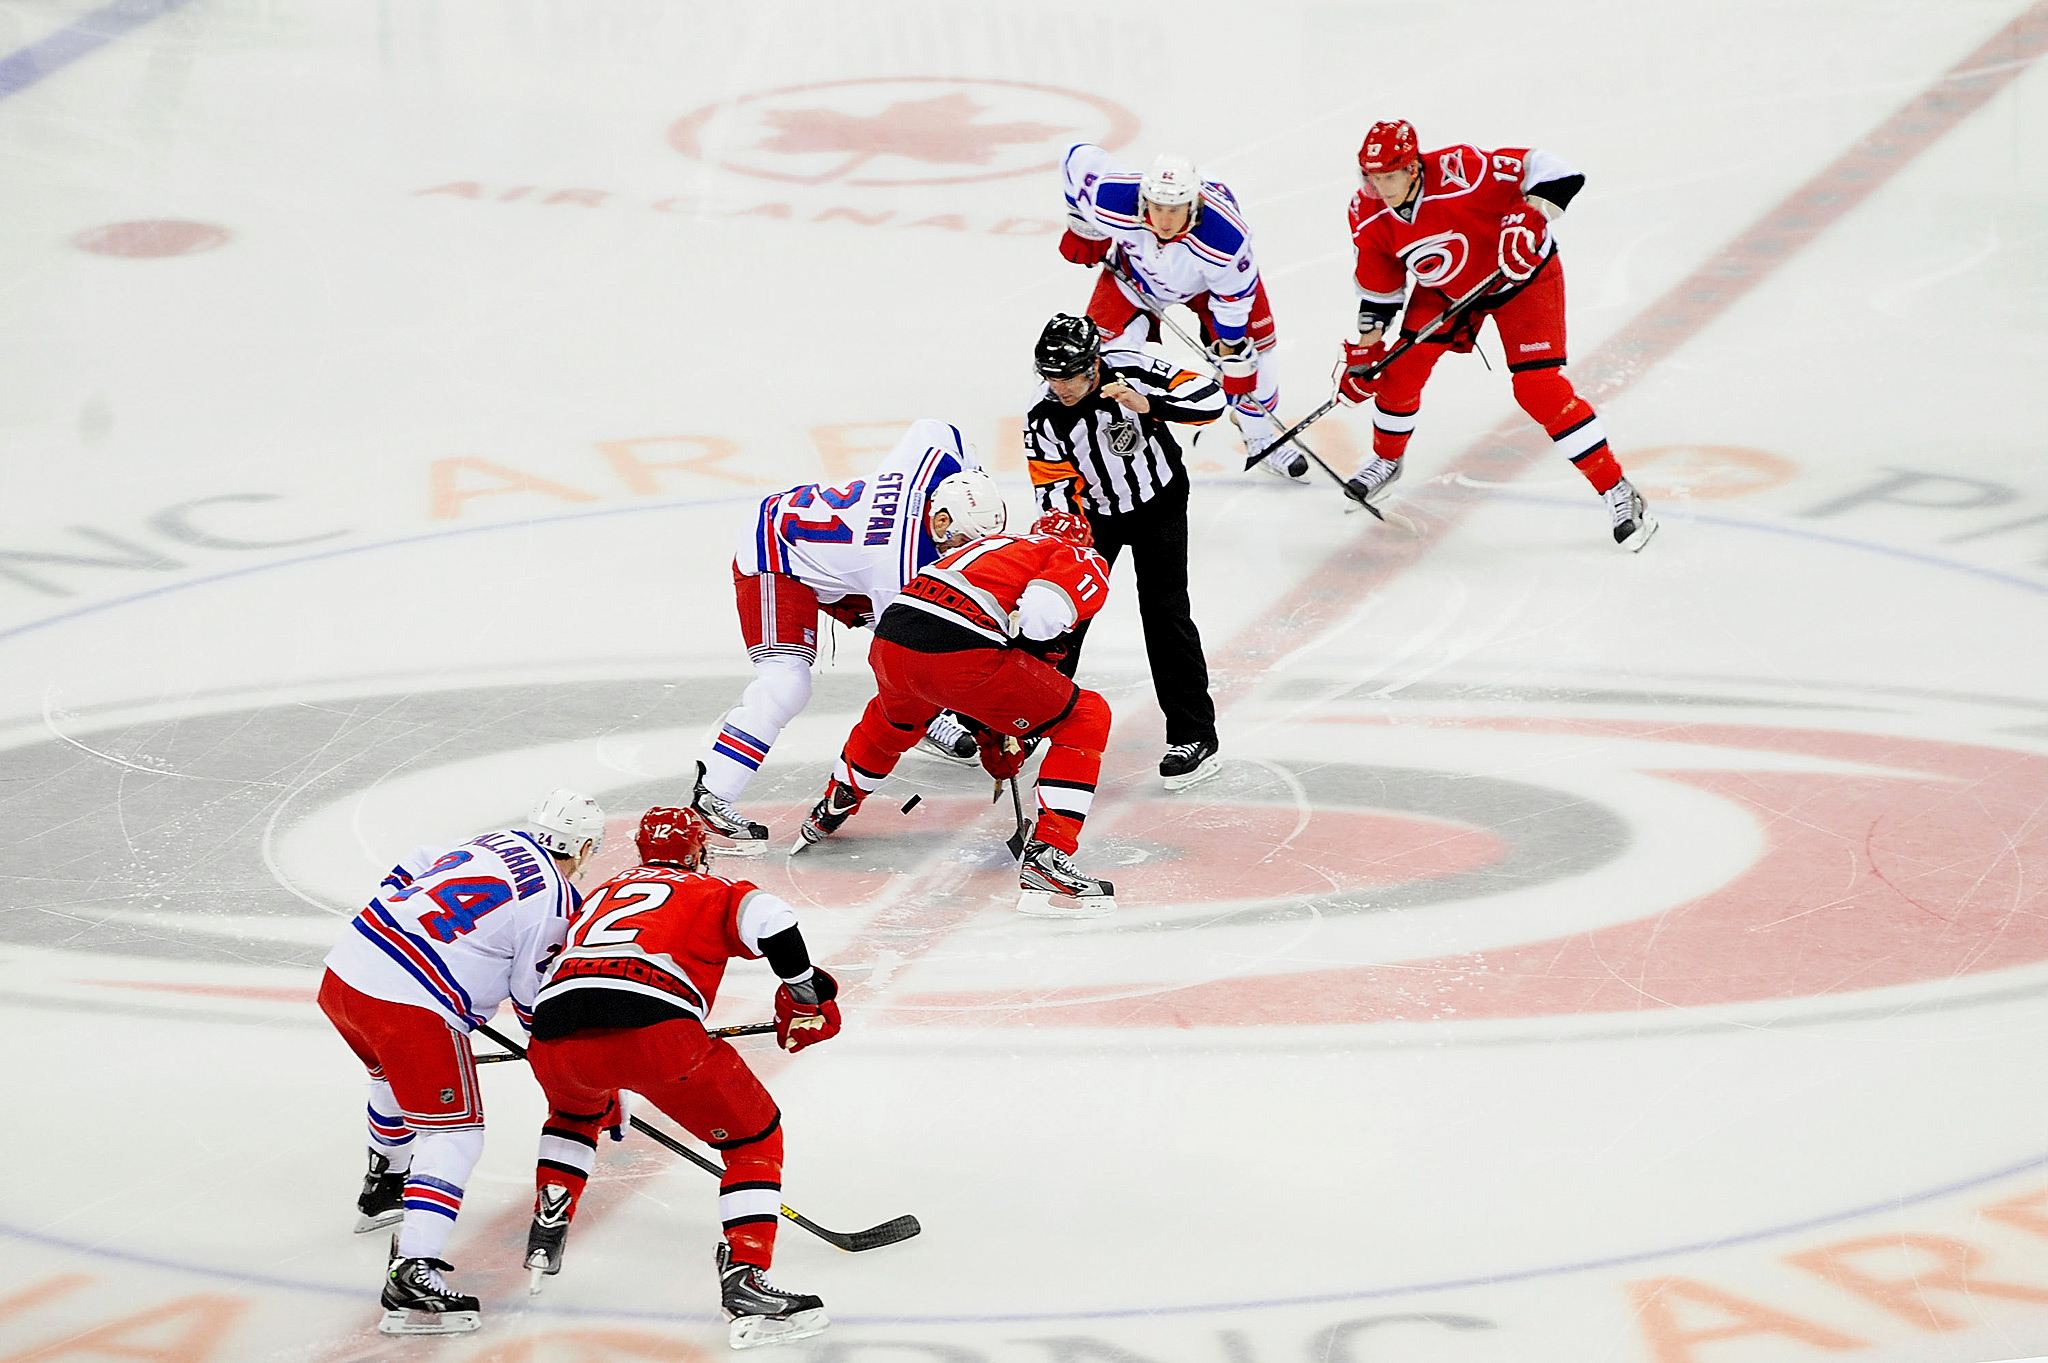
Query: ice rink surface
4 1 2048 1360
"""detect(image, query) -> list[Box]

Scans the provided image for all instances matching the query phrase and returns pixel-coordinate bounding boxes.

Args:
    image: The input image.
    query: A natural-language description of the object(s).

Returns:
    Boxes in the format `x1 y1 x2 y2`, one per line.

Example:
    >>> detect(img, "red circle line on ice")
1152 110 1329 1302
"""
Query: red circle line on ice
72 220 231 258
874 720 2048 1030
667 77 1140 187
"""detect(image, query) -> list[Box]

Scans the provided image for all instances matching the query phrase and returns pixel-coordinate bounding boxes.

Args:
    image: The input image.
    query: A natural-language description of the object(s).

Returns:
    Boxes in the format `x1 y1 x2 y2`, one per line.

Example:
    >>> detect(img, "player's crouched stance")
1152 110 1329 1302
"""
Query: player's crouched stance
525 807 840 1349
318 788 605 1336
797 509 1122 919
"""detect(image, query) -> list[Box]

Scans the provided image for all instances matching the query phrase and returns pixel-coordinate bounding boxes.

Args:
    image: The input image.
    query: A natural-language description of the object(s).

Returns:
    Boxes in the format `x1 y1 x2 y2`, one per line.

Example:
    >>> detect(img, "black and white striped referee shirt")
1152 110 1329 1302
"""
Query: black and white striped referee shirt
1025 351 1226 518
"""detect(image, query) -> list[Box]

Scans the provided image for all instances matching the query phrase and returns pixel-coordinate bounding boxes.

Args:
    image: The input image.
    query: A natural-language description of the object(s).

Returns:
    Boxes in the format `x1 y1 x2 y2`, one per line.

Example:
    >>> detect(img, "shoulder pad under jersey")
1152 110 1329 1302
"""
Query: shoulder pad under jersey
1092 176 1142 225
1422 145 1486 194
1188 195 1248 257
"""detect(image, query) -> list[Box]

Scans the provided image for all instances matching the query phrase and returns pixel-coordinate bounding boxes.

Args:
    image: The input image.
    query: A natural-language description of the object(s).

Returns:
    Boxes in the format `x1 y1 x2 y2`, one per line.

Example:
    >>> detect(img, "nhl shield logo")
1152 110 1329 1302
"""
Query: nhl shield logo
668 77 1138 187
439 1087 456 1105
1108 417 1140 455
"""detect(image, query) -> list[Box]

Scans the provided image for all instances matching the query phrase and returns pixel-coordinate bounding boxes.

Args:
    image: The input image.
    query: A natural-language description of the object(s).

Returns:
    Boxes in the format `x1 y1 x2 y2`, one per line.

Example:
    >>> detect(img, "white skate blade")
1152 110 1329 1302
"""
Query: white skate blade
525 1248 556 1295
1016 889 1116 919
1619 512 1659 553
353 1208 402 1233
729 1307 829 1349
1161 756 1222 793
378 1308 480 1336
710 836 769 858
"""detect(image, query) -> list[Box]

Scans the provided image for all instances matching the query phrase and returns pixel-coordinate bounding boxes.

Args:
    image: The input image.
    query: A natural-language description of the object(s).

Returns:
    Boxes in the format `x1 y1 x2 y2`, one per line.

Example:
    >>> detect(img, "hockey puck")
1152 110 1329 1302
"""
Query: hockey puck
900 794 922 814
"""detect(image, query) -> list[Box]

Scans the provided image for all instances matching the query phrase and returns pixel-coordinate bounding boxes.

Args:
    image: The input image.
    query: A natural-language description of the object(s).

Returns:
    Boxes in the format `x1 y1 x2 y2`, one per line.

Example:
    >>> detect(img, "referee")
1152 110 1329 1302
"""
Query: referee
1023 312 1226 791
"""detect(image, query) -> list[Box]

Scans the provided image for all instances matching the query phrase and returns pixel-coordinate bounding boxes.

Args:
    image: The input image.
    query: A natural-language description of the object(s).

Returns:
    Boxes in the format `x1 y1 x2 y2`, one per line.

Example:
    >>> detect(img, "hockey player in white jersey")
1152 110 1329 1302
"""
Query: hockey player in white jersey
1058 143 1308 480
318 788 604 1335
690 418 1000 850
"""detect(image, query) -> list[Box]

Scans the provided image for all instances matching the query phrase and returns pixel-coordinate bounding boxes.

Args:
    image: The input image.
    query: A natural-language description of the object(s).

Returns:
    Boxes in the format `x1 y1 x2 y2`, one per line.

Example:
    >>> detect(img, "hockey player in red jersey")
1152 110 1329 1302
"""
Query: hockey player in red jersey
1339 119 1657 550
523 806 840 1350
795 511 1121 917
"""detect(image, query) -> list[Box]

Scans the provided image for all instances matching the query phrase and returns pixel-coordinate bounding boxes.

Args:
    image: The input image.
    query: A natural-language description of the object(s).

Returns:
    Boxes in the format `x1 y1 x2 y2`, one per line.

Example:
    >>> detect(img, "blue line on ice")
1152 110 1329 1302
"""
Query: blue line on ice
1 490 2042 656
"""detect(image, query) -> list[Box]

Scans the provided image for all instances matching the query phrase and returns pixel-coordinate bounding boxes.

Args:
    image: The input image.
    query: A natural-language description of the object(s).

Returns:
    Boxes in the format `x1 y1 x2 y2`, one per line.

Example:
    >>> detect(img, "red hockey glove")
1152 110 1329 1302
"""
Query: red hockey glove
819 594 875 630
1336 339 1389 405
975 729 1028 782
1059 230 1112 266
1497 209 1544 281
774 968 842 1053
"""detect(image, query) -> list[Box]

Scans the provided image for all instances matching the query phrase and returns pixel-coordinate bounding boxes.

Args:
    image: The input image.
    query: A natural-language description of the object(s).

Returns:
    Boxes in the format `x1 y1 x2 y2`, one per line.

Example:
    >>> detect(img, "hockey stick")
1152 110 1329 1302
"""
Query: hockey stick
1097 256 1405 527
1238 265 1509 479
472 1021 921 1253
475 1020 775 1062
1005 777 1033 861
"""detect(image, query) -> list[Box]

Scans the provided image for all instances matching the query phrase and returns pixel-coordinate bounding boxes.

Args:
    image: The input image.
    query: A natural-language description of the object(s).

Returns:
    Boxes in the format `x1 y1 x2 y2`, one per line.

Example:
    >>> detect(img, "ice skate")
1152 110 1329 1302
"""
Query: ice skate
525 1183 572 1294
1252 437 1310 481
718 1242 829 1349
917 711 978 764
353 1149 405 1233
379 1256 481 1335
692 760 768 856
1017 840 1117 918
1343 456 1403 506
1159 739 1221 792
1604 476 1658 552
791 778 863 854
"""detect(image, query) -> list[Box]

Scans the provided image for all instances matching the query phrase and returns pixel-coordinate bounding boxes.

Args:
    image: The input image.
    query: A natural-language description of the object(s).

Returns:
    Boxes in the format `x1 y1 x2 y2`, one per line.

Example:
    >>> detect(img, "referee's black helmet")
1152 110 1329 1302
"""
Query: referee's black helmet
1033 313 1101 379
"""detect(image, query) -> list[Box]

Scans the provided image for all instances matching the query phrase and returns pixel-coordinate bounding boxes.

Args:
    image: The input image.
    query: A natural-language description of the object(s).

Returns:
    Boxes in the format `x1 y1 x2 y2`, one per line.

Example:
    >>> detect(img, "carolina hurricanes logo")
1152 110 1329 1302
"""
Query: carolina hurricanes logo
668 77 1138 187
1439 150 1471 189
1401 231 1469 287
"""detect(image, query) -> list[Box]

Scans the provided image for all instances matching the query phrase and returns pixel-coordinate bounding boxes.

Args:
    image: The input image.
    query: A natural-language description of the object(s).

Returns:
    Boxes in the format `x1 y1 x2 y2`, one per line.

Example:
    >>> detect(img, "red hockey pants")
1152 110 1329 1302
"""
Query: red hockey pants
529 1018 785 1268
844 638 1112 854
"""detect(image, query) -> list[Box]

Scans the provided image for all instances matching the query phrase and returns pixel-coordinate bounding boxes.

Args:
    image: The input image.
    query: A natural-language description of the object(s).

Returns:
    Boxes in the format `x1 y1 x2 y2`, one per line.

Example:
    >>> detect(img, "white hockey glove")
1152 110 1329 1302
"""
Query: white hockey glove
1215 337 1257 397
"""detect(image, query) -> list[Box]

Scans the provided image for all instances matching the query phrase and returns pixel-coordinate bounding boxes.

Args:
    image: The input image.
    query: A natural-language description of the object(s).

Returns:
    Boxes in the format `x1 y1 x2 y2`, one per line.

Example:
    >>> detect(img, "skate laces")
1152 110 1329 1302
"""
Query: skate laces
398 1259 454 1293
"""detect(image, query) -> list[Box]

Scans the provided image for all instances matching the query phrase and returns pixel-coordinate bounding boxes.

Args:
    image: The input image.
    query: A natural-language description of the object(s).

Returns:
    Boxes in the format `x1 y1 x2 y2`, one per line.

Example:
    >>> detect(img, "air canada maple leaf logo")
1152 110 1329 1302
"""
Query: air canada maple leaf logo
670 77 1138 187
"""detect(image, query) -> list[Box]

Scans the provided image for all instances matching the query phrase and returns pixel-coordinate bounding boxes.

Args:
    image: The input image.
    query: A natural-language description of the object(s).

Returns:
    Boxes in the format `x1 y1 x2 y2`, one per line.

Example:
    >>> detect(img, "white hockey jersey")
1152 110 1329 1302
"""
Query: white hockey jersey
734 418 980 617
1060 143 1263 341
323 828 577 1034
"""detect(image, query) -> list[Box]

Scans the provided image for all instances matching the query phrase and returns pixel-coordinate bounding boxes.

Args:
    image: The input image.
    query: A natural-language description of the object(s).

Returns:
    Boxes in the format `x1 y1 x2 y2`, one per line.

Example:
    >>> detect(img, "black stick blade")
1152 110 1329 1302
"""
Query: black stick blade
846 1213 922 1250
782 1206 922 1251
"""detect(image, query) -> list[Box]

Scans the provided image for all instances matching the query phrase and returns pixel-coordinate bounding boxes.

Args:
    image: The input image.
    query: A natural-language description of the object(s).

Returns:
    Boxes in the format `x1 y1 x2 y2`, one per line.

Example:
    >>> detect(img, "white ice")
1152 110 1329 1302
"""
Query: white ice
4 2 2048 1361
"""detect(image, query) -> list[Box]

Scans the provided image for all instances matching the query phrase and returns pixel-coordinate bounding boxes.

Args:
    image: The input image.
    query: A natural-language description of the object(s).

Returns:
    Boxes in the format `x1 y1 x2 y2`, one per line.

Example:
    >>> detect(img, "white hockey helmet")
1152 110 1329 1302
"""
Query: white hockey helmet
526 788 605 860
1139 153 1201 208
928 468 1008 543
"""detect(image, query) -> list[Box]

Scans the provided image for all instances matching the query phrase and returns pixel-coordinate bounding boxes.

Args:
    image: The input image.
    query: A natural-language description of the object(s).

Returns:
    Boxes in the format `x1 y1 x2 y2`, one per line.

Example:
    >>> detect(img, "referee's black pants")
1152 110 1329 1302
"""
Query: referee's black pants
1060 480 1217 749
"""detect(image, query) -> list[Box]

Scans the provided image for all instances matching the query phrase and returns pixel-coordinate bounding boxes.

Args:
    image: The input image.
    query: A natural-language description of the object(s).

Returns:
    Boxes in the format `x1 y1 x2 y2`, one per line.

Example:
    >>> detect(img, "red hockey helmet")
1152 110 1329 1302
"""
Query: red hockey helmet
636 806 710 869
1032 510 1094 549
1357 119 1420 175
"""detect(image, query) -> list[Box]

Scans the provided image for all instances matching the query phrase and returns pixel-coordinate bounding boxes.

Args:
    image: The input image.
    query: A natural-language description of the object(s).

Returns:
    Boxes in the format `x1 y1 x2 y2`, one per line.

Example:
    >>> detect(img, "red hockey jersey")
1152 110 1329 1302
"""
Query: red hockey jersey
529 864 796 1039
884 533 1112 648
1348 144 1575 310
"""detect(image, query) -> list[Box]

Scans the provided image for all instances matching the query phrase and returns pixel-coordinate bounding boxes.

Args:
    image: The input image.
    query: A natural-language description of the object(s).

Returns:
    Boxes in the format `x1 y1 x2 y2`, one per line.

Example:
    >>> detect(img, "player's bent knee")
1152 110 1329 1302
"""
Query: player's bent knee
1511 367 1576 423
746 655 813 726
408 1126 486 1183
1055 689 1112 752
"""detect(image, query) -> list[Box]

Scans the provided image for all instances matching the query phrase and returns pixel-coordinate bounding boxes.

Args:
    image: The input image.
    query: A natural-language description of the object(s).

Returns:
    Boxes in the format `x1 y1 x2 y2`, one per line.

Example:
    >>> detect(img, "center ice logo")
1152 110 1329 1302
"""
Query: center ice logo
668 77 1139 187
